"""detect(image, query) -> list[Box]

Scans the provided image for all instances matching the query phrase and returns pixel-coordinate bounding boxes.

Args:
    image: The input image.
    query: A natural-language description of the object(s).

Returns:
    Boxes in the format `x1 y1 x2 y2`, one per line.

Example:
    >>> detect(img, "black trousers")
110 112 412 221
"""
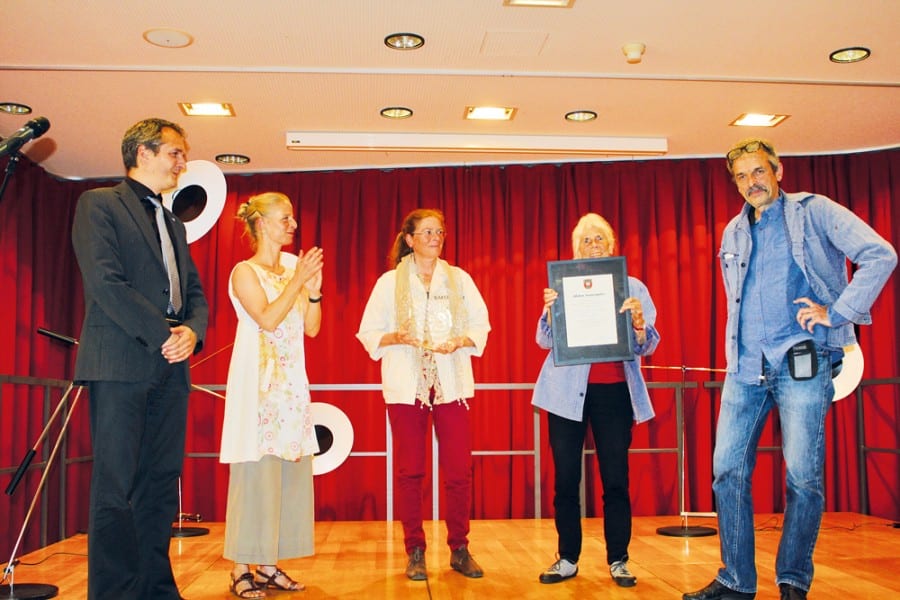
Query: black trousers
548 382 634 565
86 360 189 600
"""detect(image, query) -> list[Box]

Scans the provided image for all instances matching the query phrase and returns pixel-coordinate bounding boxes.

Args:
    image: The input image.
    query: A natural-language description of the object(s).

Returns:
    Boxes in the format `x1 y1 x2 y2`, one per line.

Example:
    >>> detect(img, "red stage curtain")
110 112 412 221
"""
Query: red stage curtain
1 149 898 556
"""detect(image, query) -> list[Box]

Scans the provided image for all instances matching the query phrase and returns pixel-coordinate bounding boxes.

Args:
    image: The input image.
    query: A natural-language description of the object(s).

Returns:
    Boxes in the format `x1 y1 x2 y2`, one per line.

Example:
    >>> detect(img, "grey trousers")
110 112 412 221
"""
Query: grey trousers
224 454 315 564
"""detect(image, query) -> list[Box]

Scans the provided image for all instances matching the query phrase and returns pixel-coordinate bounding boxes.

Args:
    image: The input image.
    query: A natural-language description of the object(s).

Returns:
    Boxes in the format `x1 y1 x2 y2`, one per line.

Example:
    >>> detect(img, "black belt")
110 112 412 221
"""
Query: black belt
166 315 183 327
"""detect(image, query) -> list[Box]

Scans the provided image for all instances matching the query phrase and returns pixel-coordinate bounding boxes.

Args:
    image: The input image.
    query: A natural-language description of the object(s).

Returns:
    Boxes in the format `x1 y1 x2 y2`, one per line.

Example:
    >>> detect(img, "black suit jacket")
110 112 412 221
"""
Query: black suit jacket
72 180 209 384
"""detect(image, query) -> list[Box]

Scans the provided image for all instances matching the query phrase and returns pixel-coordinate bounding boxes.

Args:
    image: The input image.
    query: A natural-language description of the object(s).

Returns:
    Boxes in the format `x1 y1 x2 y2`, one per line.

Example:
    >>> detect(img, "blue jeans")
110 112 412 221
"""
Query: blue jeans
712 348 833 594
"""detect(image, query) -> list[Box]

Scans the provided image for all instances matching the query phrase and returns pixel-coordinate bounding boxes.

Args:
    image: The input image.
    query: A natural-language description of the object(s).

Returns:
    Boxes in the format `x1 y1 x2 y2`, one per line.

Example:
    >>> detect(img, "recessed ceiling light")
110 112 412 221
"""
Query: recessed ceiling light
0 102 32 115
380 106 414 119
503 0 575 7
730 113 789 127
384 33 425 50
215 153 250 165
143 28 194 49
178 102 236 117
829 46 871 63
565 110 597 122
465 106 517 121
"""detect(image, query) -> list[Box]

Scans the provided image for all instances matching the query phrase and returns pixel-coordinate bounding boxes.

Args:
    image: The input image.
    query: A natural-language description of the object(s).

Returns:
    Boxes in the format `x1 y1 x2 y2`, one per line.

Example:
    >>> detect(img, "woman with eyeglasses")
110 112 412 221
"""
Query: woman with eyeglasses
532 212 659 588
356 208 491 582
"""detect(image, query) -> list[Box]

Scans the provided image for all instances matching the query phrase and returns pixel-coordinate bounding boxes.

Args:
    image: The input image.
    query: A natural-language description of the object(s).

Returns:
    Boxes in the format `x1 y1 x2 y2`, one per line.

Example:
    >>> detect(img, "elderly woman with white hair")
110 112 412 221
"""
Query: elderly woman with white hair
532 212 660 588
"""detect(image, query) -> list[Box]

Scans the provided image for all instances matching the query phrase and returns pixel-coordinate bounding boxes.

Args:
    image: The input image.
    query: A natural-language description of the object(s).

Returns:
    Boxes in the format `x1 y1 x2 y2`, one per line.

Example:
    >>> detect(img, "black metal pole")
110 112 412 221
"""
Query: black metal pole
0 153 22 205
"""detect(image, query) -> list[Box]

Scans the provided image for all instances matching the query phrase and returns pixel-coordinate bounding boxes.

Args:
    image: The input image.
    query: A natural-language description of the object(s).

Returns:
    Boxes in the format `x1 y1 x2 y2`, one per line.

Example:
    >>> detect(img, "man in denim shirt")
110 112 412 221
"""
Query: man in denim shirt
683 139 896 600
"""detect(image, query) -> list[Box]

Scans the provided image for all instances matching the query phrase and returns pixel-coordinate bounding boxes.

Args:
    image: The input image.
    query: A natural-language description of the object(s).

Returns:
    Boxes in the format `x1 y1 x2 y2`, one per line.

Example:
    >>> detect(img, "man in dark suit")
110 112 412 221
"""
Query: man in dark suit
72 117 209 600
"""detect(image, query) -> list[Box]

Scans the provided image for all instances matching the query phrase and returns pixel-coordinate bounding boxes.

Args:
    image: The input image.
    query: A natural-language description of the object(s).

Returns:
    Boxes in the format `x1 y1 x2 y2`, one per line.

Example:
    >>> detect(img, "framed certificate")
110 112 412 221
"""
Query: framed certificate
547 257 634 366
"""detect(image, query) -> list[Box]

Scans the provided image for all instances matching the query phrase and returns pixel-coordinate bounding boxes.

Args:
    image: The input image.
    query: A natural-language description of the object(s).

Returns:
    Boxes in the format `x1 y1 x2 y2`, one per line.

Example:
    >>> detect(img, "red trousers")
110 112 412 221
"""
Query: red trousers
387 399 473 554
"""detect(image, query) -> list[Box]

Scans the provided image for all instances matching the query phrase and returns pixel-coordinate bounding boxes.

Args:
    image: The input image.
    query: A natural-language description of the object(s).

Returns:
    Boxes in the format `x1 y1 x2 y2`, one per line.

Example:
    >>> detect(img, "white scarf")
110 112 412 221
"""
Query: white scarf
395 254 468 406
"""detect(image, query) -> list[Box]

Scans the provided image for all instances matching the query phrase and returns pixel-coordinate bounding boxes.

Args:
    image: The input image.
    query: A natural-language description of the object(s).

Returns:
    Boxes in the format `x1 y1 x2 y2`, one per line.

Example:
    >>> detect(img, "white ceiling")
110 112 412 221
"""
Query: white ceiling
2 0 899 180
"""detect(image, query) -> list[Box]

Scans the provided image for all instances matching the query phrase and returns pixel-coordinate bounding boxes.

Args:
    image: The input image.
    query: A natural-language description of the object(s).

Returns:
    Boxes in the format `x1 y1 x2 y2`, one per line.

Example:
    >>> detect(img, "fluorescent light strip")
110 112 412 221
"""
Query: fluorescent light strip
504 0 575 7
286 132 667 156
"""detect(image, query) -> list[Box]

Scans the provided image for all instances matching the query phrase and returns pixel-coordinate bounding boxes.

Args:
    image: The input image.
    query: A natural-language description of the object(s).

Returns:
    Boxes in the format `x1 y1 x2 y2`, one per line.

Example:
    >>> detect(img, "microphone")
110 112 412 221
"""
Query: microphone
37 327 79 346
0 116 51 158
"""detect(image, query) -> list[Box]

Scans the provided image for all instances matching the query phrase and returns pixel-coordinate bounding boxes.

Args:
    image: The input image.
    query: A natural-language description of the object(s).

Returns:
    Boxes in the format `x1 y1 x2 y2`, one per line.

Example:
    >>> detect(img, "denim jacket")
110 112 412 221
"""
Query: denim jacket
719 191 897 372
531 276 660 424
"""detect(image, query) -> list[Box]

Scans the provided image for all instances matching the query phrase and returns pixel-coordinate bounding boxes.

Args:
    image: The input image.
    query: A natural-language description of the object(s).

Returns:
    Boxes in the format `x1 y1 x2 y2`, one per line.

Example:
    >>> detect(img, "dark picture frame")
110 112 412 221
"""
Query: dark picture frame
547 257 633 366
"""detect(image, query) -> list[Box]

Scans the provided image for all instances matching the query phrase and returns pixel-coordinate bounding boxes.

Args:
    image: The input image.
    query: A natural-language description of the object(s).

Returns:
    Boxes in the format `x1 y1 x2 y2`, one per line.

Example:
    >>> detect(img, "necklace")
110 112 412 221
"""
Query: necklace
417 271 433 291
414 257 434 283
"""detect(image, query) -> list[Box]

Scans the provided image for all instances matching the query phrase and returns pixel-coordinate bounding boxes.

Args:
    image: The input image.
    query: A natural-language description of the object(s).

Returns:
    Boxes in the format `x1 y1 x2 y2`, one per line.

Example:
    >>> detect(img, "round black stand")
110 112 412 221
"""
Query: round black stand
171 525 209 538
0 583 59 599
656 525 717 537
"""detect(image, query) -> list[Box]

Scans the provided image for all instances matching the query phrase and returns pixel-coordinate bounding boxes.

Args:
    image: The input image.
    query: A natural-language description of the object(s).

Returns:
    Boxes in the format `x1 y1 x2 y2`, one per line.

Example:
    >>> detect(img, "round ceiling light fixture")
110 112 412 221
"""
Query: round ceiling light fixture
829 46 871 63
143 28 194 49
384 32 425 50
565 110 598 122
0 102 32 115
380 106 414 119
215 153 250 165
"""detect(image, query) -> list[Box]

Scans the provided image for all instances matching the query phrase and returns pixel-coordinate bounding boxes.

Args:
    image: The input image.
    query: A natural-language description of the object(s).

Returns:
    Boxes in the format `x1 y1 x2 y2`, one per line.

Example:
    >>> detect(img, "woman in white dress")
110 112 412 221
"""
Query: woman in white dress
220 192 324 598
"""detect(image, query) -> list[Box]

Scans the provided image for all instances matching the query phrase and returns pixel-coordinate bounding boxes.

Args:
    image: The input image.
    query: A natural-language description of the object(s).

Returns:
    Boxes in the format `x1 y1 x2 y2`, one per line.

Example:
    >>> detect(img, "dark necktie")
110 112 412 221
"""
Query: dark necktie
147 197 183 314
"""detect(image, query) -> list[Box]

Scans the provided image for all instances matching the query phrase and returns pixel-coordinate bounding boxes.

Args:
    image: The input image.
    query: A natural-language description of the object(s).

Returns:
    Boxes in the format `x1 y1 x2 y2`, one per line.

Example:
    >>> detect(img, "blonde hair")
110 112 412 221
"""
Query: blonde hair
571 213 616 258
236 191 292 249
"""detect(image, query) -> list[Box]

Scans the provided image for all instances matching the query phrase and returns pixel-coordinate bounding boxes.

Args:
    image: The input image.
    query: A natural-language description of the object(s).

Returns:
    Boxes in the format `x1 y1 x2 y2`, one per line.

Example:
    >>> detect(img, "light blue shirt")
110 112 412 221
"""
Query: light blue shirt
531 276 659 424
719 191 897 374
737 194 824 383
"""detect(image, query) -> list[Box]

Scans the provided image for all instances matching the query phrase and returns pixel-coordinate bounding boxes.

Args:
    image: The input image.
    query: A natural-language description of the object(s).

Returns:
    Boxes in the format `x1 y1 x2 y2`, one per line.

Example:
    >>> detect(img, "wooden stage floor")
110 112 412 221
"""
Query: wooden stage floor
4 513 899 599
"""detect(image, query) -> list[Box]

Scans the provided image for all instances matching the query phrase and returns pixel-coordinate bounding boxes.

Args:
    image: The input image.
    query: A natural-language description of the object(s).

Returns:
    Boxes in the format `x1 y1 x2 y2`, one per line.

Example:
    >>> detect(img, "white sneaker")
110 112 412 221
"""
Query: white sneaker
539 558 578 584
610 560 637 587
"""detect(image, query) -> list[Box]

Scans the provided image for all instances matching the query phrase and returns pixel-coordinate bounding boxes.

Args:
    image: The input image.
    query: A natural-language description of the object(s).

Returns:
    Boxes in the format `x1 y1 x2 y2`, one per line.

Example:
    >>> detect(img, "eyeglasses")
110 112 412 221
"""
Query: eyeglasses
581 235 606 246
411 228 446 239
726 140 775 166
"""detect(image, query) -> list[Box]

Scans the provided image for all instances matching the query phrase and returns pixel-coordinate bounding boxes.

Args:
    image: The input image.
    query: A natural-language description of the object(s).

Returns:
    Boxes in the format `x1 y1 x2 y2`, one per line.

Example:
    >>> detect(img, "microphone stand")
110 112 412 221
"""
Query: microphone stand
2 331 231 596
2 328 83 599
171 478 208 538
170 378 227 539
35 331 222 539
644 363 724 538
2 382 82 599
169 343 231 539
0 152 22 206
171 387 218 538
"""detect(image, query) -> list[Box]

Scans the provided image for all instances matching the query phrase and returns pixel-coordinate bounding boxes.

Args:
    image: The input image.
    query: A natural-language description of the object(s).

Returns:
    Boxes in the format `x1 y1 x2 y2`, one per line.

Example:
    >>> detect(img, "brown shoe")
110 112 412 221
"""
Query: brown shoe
406 547 427 580
450 545 484 578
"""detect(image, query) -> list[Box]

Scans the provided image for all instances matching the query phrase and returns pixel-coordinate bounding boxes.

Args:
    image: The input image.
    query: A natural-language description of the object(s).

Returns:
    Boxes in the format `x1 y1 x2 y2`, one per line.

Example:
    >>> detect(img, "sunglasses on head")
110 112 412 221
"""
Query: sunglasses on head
726 140 775 165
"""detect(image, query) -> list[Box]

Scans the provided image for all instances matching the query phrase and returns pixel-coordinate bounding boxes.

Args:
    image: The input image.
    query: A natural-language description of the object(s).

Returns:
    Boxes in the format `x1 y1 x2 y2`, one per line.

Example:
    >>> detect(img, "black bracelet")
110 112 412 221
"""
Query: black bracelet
308 295 322 303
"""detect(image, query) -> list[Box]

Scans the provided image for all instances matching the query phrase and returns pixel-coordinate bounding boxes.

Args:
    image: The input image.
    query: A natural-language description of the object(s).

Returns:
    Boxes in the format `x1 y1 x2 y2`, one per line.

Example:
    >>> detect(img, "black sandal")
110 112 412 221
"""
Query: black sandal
255 567 304 591
230 571 265 598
